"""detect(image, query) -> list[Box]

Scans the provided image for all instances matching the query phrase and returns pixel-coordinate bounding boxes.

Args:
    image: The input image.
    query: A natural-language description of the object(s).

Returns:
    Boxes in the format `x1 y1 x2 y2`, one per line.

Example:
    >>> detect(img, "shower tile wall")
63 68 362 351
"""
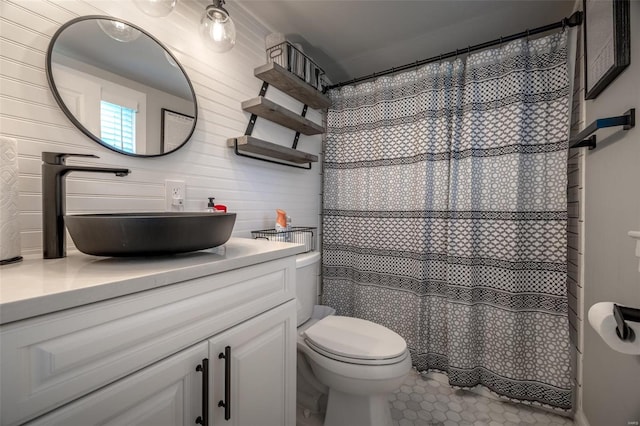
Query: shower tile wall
297 369 574 426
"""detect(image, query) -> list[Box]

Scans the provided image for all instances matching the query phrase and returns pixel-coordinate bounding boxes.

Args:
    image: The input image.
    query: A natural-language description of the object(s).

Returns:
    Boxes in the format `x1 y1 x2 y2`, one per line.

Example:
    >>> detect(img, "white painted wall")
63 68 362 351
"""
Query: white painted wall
0 0 323 256
580 1 640 424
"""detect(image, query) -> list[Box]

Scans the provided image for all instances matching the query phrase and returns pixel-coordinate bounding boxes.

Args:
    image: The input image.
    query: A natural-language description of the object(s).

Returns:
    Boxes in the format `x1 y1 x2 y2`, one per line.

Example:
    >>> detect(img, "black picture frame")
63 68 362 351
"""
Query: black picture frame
583 0 630 100
161 108 195 153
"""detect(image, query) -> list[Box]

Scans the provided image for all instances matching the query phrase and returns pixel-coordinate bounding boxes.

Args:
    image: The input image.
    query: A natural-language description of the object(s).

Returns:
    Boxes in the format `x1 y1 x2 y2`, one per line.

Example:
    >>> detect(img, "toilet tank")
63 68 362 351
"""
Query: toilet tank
296 251 321 326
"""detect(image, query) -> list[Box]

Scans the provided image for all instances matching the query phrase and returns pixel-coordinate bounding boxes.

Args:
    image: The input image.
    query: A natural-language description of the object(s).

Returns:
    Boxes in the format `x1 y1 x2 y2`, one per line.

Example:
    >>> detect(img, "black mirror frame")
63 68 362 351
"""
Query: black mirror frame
45 15 198 158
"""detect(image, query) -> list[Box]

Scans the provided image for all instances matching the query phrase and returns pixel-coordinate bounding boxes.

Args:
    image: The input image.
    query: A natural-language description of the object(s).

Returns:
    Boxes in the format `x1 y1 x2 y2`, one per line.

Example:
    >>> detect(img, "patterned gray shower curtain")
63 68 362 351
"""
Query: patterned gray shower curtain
322 32 572 409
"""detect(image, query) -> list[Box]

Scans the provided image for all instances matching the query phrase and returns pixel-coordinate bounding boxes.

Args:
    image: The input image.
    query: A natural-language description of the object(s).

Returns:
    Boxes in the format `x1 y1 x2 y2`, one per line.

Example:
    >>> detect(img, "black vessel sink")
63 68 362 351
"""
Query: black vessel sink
65 212 236 256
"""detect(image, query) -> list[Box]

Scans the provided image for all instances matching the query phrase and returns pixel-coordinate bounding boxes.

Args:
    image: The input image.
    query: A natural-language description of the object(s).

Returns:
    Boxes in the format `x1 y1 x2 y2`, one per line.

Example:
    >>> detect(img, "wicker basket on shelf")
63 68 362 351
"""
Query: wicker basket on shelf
265 41 326 91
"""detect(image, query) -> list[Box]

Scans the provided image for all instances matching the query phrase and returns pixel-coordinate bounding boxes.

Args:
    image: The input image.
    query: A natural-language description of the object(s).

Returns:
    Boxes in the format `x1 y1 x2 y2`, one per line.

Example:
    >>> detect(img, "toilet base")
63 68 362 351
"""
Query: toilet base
323 389 392 426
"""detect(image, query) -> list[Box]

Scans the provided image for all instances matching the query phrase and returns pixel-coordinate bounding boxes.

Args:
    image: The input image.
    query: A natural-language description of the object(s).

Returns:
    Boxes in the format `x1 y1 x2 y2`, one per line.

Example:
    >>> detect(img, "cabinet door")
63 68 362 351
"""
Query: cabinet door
208 300 296 426
27 342 208 426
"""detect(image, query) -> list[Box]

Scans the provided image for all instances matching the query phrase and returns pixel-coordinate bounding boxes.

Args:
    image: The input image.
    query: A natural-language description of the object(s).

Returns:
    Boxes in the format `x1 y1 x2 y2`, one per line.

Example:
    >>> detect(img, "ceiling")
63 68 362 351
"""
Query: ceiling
237 0 576 85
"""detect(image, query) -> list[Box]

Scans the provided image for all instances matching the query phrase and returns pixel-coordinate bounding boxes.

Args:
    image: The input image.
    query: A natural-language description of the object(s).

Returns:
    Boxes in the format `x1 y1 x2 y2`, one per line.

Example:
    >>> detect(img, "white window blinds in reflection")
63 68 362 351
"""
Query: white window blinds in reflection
100 100 136 154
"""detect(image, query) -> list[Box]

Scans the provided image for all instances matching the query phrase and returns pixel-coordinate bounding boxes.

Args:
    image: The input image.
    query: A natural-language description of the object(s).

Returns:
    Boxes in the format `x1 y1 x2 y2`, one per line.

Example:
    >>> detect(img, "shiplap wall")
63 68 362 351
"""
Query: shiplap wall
0 0 323 256
566 16 585 419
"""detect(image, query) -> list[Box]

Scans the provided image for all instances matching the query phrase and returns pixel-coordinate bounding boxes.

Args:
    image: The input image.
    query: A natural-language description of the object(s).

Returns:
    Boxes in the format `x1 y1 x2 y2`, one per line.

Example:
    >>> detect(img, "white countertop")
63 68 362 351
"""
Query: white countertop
0 238 305 325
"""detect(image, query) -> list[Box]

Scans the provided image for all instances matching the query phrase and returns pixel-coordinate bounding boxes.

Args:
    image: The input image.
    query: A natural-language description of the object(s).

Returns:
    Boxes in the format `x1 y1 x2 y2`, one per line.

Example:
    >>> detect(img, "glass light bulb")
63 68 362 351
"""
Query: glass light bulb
200 5 236 53
133 0 177 17
97 19 142 43
213 21 224 42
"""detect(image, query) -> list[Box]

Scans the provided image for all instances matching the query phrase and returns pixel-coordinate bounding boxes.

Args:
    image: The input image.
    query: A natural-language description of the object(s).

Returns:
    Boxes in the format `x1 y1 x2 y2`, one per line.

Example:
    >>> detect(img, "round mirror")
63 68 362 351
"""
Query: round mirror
46 16 197 157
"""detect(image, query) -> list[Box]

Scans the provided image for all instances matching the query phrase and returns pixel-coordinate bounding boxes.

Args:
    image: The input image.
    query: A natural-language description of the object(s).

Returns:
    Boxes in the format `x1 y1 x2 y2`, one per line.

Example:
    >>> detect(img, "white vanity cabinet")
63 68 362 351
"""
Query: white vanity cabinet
0 249 298 426
27 342 209 426
26 301 296 426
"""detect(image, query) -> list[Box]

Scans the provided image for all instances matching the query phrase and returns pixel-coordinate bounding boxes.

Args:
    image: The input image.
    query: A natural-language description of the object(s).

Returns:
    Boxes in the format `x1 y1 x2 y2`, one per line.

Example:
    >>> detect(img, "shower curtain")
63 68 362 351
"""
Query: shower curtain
323 32 573 409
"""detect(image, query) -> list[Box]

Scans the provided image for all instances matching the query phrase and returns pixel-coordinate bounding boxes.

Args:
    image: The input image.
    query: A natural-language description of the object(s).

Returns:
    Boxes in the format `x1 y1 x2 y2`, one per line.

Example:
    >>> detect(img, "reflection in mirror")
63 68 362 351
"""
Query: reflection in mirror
46 16 197 157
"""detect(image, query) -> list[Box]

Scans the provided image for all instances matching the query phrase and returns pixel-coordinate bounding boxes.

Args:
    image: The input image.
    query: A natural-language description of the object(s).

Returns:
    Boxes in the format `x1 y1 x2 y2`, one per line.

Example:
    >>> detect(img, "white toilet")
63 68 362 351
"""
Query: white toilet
296 252 412 426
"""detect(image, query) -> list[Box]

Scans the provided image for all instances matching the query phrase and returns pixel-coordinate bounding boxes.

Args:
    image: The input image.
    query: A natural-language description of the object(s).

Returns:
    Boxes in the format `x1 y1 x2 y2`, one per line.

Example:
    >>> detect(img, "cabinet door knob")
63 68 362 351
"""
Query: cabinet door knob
218 346 231 421
195 358 209 425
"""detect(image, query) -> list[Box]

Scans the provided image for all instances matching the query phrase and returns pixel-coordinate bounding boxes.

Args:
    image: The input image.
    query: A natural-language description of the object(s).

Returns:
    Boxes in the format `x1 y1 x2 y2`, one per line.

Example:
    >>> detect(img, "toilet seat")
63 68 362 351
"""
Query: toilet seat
305 339 409 366
303 316 408 366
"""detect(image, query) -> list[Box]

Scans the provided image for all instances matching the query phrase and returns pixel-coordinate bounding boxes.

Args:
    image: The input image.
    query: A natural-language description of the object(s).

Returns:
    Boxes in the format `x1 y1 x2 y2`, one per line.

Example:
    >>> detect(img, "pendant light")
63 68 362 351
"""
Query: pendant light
133 0 178 17
200 0 236 53
97 19 142 43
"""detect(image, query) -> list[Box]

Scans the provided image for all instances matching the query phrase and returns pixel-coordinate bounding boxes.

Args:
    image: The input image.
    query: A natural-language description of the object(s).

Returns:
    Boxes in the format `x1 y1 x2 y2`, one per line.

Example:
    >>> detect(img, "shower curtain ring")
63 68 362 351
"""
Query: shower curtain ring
467 45 471 55
526 28 531 40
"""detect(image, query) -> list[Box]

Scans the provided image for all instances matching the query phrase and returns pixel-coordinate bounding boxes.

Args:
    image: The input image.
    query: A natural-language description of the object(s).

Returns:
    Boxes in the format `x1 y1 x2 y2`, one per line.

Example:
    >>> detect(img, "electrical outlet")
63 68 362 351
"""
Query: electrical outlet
165 180 185 211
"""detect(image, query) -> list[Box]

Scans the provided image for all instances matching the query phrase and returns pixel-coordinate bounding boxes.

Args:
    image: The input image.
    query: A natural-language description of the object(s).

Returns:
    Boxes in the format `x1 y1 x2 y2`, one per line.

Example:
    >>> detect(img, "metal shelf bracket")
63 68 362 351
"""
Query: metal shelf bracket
236 81 314 170
232 140 312 170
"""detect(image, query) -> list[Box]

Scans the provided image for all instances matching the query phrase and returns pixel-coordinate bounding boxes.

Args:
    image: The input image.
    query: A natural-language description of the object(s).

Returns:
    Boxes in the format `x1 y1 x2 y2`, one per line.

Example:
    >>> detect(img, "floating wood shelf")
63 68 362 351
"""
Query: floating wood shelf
227 136 318 164
254 62 332 110
241 96 325 136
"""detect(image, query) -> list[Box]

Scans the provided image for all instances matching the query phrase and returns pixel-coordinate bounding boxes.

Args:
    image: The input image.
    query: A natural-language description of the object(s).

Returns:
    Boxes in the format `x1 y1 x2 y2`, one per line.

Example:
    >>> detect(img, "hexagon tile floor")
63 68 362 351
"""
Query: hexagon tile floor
296 368 574 426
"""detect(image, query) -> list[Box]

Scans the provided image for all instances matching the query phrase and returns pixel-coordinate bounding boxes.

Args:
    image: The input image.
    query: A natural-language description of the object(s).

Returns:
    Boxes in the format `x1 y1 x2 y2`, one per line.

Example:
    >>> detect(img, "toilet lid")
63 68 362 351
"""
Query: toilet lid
303 316 407 361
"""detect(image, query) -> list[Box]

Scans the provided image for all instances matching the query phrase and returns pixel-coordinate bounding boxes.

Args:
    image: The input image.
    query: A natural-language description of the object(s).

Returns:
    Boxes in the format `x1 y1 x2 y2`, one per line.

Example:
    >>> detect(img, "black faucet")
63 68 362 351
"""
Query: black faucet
42 152 130 259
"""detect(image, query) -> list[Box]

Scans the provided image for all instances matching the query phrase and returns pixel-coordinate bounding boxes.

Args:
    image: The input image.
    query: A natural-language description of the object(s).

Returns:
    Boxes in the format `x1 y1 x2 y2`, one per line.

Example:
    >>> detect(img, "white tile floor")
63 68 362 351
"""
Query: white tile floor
296 369 574 426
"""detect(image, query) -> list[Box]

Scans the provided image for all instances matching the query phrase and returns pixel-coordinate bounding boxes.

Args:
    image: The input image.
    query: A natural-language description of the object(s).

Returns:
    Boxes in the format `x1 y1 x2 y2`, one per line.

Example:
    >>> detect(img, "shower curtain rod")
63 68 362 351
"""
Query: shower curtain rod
327 10 583 90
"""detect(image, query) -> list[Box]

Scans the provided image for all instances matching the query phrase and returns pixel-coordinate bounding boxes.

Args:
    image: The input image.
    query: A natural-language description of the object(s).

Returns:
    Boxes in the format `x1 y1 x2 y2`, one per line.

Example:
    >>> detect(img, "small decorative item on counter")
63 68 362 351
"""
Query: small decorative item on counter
275 209 288 232
206 197 216 212
206 197 228 213
275 209 291 242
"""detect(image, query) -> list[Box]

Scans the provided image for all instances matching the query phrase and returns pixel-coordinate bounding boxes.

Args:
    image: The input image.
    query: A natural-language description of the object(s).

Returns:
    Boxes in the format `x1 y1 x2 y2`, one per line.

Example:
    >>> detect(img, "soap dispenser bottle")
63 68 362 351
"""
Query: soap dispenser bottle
206 197 216 212
206 197 228 213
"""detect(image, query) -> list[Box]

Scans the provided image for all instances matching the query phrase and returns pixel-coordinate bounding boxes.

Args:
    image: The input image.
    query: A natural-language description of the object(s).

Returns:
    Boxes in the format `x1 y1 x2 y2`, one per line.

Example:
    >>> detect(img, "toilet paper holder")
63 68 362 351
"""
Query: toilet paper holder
613 304 640 341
